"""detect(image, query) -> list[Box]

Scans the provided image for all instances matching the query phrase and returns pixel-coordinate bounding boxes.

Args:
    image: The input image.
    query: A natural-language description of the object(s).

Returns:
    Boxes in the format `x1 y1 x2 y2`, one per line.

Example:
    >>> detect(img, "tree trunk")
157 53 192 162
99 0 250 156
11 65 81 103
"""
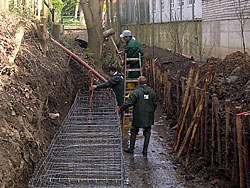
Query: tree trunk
79 5 85 24
115 0 121 43
106 0 111 29
110 0 114 28
37 0 42 18
74 3 79 19
80 0 104 70
105 1 117 63
14 0 18 8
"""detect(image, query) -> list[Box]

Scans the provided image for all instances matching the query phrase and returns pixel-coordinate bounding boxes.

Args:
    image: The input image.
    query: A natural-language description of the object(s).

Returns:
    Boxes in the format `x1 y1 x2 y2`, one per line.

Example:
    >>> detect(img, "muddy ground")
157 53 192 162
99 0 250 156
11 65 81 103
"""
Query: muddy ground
0 12 249 188
122 105 231 188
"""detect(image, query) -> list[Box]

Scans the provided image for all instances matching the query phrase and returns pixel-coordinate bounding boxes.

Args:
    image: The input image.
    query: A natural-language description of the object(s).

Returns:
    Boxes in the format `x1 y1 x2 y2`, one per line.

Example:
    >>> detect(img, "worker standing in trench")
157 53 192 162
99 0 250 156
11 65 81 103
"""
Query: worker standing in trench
90 66 124 107
119 30 144 88
118 76 158 156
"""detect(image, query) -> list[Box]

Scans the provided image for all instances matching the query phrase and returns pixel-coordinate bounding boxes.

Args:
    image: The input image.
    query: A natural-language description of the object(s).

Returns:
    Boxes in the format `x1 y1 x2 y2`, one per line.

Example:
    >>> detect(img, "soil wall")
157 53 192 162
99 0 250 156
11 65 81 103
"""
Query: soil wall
0 13 89 187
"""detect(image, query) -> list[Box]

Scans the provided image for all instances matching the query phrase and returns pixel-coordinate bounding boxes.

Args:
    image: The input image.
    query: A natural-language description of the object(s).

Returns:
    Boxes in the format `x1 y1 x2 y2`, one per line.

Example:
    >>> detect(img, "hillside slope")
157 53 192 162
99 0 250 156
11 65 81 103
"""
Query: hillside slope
0 12 88 187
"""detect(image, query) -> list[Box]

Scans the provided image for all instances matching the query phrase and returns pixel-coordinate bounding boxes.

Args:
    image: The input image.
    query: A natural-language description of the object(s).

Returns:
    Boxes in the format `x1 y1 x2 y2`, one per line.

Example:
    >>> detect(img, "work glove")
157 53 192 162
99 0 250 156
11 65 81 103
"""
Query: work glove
236 111 250 116
120 60 125 66
90 85 97 91
117 107 121 113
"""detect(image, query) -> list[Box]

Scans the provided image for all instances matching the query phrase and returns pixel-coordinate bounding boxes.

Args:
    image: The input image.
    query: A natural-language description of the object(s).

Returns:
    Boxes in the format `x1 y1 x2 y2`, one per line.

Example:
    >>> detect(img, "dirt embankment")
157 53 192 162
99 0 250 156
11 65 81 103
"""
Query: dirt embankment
144 46 250 113
0 12 88 187
143 46 250 188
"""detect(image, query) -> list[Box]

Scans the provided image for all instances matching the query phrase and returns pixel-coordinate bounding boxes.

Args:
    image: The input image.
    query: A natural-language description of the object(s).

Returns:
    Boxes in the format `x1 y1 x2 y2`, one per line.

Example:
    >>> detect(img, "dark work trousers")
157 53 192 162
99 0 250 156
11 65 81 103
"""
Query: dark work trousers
130 126 151 137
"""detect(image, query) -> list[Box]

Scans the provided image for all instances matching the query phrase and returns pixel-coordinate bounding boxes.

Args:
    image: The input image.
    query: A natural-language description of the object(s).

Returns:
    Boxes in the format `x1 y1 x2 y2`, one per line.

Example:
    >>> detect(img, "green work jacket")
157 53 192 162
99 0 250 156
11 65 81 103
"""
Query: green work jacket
125 37 144 78
97 72 124 106
120 84 158 128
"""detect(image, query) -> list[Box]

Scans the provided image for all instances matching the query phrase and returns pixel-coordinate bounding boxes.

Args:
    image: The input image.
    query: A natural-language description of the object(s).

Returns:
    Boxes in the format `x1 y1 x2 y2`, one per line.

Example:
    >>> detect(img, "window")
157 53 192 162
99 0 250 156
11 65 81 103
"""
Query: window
152 0 156 12
170 0 174 8
161 0 164 10
179 0 184 7
188 0 195 5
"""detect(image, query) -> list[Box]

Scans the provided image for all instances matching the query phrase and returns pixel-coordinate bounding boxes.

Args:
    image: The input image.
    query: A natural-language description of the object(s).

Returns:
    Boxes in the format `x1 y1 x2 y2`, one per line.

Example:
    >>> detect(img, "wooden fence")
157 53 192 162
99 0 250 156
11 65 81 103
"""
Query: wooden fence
145 58 250 188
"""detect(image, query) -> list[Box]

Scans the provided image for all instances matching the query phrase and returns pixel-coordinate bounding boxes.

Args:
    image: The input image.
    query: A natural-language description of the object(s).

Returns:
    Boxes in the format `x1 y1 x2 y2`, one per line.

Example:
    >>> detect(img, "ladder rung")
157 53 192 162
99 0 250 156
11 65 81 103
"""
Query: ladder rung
125 91 133 94
123 124 130 128
124 113 133 116
125 79 138 83
126 58 140 61
125 113 133 116
126 68 141 72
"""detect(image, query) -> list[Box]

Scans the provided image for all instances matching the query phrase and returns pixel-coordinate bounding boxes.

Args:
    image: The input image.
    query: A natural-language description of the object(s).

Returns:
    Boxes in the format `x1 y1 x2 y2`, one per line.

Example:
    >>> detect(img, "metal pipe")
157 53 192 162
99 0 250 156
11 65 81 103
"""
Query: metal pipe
166 47 193 60
177 52 194 60
50 37 107 82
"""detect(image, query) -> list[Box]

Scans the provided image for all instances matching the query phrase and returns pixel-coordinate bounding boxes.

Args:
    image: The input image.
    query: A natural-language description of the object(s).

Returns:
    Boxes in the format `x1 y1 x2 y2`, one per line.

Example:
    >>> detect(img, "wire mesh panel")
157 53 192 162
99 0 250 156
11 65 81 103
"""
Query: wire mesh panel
29 90 124 188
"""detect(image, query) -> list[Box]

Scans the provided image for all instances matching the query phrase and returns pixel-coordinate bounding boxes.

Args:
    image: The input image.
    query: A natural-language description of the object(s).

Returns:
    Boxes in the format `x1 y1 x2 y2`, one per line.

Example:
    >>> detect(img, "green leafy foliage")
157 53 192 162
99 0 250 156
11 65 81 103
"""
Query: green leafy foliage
62 0 79 16
51 0 65 22
9 0 34 19
51 0 65 11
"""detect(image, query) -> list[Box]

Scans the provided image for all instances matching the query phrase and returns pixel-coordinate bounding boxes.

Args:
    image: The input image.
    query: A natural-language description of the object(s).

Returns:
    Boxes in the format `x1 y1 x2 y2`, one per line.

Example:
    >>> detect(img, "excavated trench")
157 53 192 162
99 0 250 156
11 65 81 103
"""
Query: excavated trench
29 90 123 187
28 87 208 188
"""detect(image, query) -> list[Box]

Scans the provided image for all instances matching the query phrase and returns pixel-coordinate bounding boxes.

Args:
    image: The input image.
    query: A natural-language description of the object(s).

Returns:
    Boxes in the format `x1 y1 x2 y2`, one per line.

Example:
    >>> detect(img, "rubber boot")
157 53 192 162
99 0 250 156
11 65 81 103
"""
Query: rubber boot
142 134 150 156
124 132 136 154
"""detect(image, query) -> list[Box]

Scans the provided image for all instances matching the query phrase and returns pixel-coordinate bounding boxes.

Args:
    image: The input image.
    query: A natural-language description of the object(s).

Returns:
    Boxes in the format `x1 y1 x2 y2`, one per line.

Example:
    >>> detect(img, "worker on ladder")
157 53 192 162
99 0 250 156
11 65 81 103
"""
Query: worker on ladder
119 30 144 88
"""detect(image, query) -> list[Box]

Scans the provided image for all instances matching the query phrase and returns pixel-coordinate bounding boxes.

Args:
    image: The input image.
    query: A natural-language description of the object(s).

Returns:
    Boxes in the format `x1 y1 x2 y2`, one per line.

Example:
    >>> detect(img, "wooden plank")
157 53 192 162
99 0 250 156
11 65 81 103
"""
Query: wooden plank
176 72 180 116
194 87 201 148
156 66 160 93
167 69 172 114
184 65 213 166
173 62 196 152
181 77 185 100
213 95 222 166
152 59 156 90
232 102 239 185
159 66 163 96
204 92 209 155
179 65 213 165
225 99 231 177
200 89 204 155
163 70 167 108
174 63 200 151
243 115 250 188
211 94 216 166
235 106 245 188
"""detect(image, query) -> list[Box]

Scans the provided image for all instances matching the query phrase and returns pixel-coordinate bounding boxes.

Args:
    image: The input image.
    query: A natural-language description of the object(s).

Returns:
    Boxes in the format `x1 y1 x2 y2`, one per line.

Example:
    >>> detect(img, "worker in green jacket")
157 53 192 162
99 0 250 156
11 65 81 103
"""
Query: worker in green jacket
120 30 144 79
91 66 124 107
118 76 158 155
